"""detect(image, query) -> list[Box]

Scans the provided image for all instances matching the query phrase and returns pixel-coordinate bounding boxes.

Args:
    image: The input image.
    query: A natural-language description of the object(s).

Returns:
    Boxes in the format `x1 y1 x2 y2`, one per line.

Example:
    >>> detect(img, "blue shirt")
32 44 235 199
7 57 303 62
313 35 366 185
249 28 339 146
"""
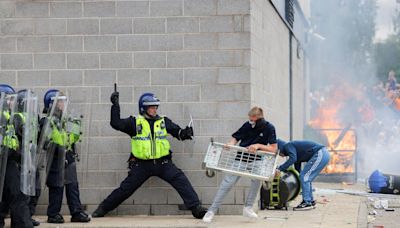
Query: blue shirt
278 140 325 171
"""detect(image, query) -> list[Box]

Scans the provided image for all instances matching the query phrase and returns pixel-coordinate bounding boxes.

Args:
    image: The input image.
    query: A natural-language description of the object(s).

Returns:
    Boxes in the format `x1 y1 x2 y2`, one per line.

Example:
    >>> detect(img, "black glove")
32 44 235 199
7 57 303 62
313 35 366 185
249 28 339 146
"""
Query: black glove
110 92 119 105
66 150 77 165
180 126 193 140
127 156 137 169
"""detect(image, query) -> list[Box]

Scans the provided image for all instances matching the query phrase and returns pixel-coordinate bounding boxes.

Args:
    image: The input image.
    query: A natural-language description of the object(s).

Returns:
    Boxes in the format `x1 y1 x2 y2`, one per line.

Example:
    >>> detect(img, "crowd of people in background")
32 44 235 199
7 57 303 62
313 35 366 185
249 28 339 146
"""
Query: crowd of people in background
310 70 400 130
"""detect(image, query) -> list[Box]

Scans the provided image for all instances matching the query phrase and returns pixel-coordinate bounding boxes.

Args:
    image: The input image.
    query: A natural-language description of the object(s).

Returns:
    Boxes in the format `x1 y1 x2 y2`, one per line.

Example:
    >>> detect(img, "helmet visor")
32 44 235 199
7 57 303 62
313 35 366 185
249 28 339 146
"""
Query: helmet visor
142 101 160 106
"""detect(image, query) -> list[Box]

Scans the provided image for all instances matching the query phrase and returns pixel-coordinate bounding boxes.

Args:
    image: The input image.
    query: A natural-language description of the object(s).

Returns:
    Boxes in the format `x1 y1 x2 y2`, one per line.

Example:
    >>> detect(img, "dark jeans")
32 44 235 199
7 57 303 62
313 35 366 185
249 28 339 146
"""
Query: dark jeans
100 159 200 212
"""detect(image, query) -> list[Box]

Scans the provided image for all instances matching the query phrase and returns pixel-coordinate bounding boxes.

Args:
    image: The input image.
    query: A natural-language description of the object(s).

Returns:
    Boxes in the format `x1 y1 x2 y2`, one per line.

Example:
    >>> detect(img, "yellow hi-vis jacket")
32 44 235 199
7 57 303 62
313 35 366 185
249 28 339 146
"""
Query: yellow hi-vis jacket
2 111 23 151
131 115 170 160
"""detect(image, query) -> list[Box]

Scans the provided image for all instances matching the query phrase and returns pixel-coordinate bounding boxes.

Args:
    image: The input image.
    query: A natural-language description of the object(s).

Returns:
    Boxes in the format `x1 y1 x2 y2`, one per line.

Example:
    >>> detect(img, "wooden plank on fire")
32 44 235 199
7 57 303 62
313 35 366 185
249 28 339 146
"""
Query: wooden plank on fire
331 123 352 149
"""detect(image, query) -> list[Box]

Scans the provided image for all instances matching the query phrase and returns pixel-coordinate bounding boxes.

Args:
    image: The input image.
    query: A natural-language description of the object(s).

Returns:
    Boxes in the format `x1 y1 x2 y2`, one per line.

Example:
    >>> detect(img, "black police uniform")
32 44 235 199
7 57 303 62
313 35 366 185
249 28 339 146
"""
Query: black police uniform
27 170 41 221
0 114 34 228
38 117 87 221
94 103 203 217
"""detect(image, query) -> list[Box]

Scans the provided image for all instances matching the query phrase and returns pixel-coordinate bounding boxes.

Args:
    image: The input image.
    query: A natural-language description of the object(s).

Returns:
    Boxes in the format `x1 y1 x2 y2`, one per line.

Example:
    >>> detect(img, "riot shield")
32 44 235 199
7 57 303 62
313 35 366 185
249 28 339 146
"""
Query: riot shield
0 92 5 143
0 92 7 199
64 112 83 185
20 90 39 196
0 93 18 199
37 93 69 188
66 114 83 161
66 87 93 186
0 94 18 199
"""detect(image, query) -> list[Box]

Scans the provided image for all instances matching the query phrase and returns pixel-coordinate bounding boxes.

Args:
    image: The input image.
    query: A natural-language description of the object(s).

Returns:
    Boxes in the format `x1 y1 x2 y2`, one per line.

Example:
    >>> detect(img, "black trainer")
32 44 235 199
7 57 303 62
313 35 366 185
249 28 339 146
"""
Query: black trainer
31 218 40 226
293 202 314 211
301 200 317 207
311 200 316 207
191 205 208 219
47 214 65 224
71 212 91 223
92 206 107 218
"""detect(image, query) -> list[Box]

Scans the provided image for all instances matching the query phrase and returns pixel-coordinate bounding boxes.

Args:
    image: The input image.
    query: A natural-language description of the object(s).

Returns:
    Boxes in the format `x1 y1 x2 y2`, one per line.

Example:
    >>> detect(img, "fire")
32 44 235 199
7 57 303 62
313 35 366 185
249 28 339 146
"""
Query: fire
309 83 358 174
314 129 356 174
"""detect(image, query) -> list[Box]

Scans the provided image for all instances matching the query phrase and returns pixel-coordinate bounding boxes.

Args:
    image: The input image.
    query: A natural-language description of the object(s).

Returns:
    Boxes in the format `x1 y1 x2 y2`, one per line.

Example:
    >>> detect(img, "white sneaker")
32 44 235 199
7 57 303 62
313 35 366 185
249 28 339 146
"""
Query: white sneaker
202 211 215 223
243 206 258 219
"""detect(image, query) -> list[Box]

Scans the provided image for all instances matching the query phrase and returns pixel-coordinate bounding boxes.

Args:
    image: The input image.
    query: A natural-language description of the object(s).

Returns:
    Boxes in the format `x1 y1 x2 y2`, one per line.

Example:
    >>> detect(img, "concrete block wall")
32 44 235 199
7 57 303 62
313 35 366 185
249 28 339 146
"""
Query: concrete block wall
249 0 305 140
291 36 305 140
0 0 305 215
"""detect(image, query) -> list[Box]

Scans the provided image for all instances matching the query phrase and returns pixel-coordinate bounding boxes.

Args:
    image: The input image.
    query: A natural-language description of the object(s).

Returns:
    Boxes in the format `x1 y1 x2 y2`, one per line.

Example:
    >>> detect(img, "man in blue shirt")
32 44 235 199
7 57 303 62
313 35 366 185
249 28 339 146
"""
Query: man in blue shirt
203 107 277 223
276 140 330 211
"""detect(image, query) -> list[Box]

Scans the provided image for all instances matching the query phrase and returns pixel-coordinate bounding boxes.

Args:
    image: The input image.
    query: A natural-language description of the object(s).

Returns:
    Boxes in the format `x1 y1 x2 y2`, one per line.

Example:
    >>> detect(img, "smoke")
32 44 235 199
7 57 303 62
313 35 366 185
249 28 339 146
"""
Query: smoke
306 0 400 180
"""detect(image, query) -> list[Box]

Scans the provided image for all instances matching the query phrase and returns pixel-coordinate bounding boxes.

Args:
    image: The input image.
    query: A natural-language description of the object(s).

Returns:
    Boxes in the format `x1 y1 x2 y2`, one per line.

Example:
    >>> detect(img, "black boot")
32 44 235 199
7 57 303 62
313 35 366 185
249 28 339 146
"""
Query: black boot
71 212 91 223
91 206 106 218
0 210 8 228
31 218 40 226
191 205 207 219
47 214 64 224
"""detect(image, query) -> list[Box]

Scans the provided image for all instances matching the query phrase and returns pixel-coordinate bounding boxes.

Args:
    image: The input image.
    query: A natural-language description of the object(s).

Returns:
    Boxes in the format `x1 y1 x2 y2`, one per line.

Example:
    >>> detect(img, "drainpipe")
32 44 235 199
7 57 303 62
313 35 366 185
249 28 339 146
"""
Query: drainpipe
286 0 294 140
289 33 293 141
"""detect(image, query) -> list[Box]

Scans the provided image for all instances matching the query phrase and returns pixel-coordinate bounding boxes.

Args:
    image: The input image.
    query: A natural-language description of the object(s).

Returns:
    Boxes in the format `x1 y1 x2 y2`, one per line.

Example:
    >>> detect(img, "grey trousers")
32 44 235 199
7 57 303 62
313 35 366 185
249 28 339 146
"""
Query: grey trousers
208 161 262 213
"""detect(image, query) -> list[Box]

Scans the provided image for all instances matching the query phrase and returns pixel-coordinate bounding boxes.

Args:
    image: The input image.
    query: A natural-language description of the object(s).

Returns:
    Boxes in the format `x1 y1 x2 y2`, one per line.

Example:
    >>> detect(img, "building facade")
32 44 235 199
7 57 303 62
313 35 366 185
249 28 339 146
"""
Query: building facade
0 0 308 215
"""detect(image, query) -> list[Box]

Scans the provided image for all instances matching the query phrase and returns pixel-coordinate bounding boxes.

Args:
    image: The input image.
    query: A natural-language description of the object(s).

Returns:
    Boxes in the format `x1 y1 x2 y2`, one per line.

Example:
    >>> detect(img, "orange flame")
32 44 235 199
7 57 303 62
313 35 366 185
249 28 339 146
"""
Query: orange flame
309 84 357 174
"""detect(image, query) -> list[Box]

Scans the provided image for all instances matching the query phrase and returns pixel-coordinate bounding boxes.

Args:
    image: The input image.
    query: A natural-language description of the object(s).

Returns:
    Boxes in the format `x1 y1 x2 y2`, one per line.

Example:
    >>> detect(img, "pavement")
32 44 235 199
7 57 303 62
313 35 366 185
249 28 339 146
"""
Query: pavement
4 182 400 228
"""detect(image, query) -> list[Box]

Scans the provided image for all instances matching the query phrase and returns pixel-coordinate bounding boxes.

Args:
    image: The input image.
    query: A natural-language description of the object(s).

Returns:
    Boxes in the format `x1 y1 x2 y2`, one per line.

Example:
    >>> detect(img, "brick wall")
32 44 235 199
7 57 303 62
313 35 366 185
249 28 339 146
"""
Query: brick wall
0 0 305 215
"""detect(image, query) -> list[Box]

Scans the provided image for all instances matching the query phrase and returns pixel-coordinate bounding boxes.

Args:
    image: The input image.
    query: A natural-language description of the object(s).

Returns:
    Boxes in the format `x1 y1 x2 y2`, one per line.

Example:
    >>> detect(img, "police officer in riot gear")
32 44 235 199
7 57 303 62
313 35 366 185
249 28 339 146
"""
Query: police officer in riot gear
0 87 34 228
37 89 90 224
92 91 207 219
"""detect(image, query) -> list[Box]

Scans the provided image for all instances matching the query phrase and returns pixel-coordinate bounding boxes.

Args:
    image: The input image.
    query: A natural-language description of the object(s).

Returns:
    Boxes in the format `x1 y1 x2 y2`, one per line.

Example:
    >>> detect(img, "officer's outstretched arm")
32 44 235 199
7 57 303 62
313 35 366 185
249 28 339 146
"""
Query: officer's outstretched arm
164 117 192 140
110 104 136 136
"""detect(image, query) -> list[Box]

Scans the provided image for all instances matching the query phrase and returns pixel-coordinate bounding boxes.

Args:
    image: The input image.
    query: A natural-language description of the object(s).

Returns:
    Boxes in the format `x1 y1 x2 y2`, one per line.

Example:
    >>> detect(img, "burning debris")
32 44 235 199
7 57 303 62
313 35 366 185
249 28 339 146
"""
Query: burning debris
307 79 400 180
307 83 361 176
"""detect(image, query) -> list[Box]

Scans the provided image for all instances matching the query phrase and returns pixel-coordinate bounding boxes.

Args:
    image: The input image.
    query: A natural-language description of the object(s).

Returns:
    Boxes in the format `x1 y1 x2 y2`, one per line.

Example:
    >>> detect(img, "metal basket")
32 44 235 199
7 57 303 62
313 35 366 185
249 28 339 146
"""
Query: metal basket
203 140 278 181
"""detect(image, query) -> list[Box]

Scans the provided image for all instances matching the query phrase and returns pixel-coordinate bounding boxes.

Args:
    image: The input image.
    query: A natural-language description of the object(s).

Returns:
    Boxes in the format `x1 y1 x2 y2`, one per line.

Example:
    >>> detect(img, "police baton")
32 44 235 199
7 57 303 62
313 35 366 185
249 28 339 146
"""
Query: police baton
187 114 196 157
188 115 195 142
